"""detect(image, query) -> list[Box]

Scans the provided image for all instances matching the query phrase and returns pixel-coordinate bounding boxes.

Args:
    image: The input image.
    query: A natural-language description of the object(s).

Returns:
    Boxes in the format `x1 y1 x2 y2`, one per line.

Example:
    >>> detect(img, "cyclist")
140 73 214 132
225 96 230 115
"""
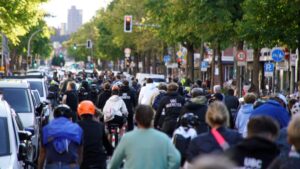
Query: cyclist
119 80 136 131
103 85 128 129
77 100 113 169
38 105 83 169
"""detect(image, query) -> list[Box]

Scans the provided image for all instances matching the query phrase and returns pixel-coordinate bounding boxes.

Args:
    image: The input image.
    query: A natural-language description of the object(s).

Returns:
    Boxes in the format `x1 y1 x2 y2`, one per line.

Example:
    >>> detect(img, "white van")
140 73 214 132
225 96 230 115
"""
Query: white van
136 73 166 86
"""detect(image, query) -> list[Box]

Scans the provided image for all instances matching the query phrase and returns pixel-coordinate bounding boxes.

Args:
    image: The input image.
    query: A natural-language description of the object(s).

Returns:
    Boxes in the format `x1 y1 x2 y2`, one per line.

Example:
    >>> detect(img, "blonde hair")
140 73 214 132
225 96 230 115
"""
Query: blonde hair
205 101 229 127
288 114 300 147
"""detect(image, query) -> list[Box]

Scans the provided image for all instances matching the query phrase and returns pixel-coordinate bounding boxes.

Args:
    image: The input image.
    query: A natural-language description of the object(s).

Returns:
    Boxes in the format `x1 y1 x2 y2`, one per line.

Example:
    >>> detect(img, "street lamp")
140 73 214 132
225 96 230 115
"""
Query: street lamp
27 28 42 69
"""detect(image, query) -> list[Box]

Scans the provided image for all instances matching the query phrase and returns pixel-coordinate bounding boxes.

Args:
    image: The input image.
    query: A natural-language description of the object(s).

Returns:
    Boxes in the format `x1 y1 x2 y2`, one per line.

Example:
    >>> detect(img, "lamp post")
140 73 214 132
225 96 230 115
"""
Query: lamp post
27 28 42 69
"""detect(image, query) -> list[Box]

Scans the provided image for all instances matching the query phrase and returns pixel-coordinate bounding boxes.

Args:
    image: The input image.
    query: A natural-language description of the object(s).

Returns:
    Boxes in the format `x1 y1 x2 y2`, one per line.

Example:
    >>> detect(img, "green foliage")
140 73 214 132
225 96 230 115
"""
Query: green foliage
0 0 47 44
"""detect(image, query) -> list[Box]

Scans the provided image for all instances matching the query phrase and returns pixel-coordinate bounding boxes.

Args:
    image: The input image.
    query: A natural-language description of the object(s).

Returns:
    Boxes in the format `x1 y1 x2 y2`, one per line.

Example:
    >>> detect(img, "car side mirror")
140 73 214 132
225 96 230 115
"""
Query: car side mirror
18 143 27 161
19 130 33 141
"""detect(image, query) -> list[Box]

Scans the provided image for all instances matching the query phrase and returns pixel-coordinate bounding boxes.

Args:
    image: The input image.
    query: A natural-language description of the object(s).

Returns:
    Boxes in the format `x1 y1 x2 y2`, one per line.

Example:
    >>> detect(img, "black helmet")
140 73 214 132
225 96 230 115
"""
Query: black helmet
180 113 199 128
53 104 72 118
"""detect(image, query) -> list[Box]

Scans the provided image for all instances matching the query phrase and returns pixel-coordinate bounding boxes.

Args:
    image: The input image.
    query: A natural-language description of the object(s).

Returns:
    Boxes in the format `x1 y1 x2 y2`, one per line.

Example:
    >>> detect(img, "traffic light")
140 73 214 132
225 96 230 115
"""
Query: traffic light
73 43 77 50
177 58 182 68
124 15 132 33
87 40 92 49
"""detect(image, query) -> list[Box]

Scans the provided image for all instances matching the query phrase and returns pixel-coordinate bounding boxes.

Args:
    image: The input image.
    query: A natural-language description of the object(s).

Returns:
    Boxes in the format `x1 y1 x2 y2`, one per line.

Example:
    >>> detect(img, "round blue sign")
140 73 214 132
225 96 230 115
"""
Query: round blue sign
271 49 284 62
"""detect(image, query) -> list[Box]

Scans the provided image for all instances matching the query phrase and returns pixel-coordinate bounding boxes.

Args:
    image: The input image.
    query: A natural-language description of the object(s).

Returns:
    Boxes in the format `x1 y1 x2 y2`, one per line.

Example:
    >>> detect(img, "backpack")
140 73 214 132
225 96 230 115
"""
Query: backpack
152 92 166 111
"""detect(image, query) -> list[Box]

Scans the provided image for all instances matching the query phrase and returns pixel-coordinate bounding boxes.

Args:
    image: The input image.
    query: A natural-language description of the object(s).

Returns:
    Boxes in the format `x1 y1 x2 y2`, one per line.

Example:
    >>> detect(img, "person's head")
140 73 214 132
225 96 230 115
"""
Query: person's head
103 82 111 91
180 113 198 128
135 105 154 128
212 93 224 102
206 101 229 128
116 74 121 80
67 72 72 78
77 100 95 119
122 80 129 87
213 85 221 94
287 114 300 149
167 83 178 93
111 85 119 95
191 154 236 169
67 81 76 91
146 78 153 84
270 93 288 108
173 77 179 83
243 93 257 104
227 89 234 96
53 104 73 120
247 116 279 141
158 82 167 91
196 80 202 87
191 88 204 98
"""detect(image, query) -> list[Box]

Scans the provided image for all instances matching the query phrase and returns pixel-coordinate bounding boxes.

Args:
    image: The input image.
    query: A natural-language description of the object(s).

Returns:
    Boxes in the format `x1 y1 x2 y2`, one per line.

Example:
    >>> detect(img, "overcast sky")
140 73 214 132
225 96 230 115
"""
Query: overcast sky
41 0 112 28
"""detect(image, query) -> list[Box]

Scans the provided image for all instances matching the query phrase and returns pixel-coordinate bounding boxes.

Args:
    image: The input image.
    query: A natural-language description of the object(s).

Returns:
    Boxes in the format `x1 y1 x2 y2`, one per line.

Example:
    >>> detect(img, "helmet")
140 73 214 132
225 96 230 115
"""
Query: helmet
77 100 95 116
54 104 72 118
112 85 119 91
291 102 300 116
180 113 199 128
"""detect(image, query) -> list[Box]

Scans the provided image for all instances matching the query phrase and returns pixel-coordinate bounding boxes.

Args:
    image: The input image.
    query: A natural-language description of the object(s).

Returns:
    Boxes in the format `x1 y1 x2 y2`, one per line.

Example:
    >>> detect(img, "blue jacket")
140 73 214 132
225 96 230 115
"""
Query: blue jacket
250 100 290 128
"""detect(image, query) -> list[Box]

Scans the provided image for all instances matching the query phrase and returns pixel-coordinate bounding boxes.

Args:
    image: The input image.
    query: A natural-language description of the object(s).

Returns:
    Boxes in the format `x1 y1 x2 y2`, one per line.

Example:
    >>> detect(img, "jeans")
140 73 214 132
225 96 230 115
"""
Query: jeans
45 162 79 169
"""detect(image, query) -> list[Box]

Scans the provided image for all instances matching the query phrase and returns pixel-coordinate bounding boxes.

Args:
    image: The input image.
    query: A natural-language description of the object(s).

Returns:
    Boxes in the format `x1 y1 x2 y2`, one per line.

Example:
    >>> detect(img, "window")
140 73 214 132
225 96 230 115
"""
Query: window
1 88 32 113
0 117 10 156
28 81 44 97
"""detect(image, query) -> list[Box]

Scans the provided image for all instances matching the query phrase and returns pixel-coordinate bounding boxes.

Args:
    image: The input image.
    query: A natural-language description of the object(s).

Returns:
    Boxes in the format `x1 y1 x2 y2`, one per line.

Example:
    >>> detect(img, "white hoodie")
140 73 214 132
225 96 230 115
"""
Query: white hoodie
103 95 128 122
138 83 159 105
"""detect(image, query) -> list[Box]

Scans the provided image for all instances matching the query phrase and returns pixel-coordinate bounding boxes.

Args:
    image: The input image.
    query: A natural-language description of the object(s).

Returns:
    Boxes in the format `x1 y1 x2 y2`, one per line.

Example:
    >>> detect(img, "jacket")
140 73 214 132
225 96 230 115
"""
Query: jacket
119 86 136 115
227 137 280 169
78 118 113 168
96 90 111 110
251 100 290 128
268 147 300 169
138 83 159 105
225 95 240 128
154 92 185 125
186 127 242 162
108 128 180 169
103 95 128 122
180 96 209 134
235 104 254 137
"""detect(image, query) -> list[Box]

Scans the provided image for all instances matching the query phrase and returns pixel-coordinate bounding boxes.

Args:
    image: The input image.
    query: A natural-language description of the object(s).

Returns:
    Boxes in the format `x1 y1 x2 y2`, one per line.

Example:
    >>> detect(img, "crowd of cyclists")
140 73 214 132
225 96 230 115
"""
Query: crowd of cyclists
39 69 300 169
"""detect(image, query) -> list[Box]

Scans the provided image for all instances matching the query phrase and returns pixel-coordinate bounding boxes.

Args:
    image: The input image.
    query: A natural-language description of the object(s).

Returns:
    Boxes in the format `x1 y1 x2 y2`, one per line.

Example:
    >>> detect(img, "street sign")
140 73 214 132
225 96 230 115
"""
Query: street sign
201 61 209 72
236 51 247 61
236 50 247 66
264 62 274 77
163 55 171 63
276 61 288 71
271 48 284 62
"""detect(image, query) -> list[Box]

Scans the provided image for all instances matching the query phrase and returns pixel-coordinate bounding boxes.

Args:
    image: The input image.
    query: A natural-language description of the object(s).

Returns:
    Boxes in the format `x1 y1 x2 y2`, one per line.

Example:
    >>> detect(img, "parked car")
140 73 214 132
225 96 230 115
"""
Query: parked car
0 96 34 169
0 79 40 161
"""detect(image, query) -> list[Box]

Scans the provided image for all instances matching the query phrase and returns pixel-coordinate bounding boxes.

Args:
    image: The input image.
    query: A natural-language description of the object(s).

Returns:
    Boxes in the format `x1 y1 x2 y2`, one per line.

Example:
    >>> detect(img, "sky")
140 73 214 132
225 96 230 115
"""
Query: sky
41 0 112 28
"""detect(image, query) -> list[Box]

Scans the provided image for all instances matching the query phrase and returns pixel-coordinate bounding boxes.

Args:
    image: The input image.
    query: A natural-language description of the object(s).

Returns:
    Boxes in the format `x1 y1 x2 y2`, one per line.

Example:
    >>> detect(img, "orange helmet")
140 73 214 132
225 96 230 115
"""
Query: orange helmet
77 100 95 116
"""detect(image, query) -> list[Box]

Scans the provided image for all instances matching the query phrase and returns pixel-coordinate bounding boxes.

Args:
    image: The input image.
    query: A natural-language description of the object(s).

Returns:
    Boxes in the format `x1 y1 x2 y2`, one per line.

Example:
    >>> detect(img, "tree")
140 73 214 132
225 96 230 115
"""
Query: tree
0 0 47 44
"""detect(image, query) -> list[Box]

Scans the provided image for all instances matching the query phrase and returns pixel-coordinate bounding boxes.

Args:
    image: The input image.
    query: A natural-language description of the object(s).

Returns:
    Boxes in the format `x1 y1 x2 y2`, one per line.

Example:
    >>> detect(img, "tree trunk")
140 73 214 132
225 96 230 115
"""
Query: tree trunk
186 44 195 82
199 42 204 81
146 50 151 73
153 50 157 74
252 48 260 96
297 41 300 84
217 42 223 88
142 52 146 73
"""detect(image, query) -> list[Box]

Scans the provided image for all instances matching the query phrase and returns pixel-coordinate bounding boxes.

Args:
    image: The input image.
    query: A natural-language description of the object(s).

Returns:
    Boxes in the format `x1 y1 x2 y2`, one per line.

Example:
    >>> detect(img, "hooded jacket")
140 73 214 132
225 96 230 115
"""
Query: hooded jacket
103 95 128 122
138 83 159 105
119 85 136 114
227 137 280 169
251 100 290 128
235 104 254 137
180 96 209 134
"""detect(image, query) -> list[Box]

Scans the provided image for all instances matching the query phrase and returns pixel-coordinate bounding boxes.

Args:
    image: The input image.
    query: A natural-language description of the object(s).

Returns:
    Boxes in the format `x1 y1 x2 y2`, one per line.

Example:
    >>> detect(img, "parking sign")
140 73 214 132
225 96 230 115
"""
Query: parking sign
264 62 274 77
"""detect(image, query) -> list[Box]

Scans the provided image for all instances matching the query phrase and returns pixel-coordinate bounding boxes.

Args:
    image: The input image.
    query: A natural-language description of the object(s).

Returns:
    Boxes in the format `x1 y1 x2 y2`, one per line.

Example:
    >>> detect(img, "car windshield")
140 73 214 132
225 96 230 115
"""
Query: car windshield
28 81 44 97
1 88 31 113
0 117 10 156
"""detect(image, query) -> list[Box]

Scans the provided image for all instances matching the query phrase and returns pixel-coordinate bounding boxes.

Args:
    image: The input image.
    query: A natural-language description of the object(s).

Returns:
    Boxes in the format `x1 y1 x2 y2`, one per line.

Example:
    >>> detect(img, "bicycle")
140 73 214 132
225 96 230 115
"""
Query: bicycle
107 123 127 148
